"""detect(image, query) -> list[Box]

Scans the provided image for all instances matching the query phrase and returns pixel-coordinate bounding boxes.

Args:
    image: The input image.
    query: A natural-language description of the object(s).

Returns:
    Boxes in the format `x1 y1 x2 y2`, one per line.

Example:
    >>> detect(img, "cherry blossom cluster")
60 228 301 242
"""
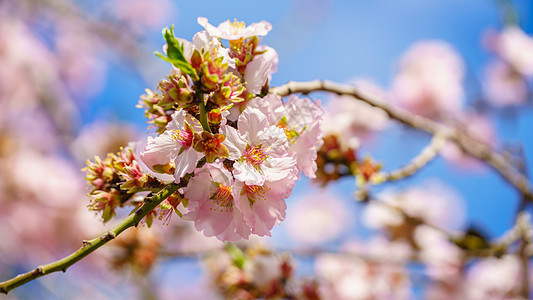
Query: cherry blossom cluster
85 18 324 241
84 146 164 222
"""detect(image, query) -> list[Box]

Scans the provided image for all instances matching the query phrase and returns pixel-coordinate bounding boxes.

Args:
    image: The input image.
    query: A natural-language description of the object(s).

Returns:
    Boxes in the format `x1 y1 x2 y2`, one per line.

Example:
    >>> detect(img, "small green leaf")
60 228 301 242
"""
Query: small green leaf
146 214 153 228
102 205 113 223
226 243 246 269
156 25 198 80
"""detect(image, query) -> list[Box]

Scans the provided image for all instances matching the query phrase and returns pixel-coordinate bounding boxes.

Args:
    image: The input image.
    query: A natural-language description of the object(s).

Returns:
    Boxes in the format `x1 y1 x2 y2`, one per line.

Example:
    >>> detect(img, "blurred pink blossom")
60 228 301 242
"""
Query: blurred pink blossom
363 180 466 231
390 41 465 118
482 60 528 107
465 255 522 299
55 22 107 100
441 112 497 170
71 121 141 164
286 191 350 246
414 225 463 282
496 26 533 77
315 252 411 300
114 0 175 32
323 79 389 144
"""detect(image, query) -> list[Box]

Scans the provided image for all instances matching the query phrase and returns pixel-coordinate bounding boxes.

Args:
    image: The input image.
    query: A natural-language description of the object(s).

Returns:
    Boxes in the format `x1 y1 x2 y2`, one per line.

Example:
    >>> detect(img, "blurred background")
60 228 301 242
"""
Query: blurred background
1 0 533 299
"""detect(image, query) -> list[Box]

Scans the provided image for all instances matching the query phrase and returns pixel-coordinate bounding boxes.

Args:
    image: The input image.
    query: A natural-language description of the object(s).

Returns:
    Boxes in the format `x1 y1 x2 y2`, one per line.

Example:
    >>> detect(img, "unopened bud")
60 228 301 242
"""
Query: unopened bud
208 109 222 126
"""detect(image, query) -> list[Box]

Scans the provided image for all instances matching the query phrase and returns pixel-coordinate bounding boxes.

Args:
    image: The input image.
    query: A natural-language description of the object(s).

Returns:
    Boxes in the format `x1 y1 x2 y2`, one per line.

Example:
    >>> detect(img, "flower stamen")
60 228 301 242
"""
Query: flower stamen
210 183 234 212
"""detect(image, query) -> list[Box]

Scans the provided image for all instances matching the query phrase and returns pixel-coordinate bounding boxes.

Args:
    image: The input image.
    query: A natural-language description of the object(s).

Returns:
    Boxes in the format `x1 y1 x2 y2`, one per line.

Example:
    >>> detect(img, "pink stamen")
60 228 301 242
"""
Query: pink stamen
171 129 193 148
243 146 268 168
243 184 270 205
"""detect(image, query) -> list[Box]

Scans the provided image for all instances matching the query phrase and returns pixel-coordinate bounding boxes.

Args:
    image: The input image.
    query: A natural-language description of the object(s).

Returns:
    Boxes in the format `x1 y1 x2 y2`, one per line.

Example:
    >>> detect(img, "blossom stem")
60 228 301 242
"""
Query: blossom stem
271 80 533 202
0 183 180 295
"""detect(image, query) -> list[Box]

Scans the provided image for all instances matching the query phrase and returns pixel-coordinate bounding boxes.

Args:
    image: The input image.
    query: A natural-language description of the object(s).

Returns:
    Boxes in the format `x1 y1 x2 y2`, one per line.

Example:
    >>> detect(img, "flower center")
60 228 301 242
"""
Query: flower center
242 184 270 206
230 19 245 34
210 184 234 212
243 145 268 168
277 116 299 144
170 129 193 148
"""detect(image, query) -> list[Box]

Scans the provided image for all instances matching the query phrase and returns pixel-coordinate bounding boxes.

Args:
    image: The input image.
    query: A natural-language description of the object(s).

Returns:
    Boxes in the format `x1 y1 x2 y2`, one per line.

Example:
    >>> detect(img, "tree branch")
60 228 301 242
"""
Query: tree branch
0 183 180 295
270 80 533 201
382 134 447 182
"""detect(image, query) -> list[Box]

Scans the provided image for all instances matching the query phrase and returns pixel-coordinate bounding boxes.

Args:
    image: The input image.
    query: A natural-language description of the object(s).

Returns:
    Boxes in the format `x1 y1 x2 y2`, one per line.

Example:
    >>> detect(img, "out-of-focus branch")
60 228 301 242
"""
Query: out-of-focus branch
516 212 531 298
382 134 447 182
270 80 533 202
0 183 180 295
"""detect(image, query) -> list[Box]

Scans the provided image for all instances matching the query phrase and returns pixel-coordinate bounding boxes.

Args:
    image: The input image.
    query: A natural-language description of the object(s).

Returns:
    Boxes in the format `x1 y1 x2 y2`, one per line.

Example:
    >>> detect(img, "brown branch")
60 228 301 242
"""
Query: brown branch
270 80 533 201
381 134 447 182
516 212 531 298
0 183 180 295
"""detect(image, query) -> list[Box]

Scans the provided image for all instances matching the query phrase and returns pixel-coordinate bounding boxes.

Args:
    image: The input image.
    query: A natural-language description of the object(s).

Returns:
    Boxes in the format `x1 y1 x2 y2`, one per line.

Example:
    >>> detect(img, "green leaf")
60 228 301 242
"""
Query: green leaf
102 205 113 223
156 25 198 80
225 243 246 269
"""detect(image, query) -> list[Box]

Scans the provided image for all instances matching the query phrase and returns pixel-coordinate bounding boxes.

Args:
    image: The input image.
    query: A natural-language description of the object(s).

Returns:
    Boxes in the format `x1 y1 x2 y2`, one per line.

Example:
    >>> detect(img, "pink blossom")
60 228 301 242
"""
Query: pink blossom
114 0 175 32
133 140 174 183
247 94 324 178
315 252 411 300
465 255 522 299
496 26 533 76
243 46 279 94
222 107 297 186
179 31 235 69
234 174 296 237
70 121 141 164
482 60 528 107
441 112 496 170
363 181 466 231
55 21 107 99
197 17 272 40
141 109 203 182
257 45 279 74
244 55 273 94
183 162 250 241
323 79 389 142
390 41 465 118
286 190 350 246
414 225 464 282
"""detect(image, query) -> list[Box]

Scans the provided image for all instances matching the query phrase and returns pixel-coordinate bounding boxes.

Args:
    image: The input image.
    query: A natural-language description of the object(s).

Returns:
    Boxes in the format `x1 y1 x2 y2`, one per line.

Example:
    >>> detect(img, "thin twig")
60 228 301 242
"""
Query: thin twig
0 183 180 295
382 134 447 182
270 80 533 201
516 212 531 298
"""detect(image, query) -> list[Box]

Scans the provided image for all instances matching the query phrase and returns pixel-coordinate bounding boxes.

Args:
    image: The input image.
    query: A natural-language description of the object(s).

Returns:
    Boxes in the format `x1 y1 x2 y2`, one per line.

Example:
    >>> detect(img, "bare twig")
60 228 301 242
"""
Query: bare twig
0 183 180 295
382 134 447 182
516 212 531 298
270 80 533 201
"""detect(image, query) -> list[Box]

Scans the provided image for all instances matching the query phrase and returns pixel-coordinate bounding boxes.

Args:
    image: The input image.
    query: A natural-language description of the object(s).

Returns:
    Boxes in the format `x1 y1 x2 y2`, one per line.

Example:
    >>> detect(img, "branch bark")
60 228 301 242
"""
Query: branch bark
0 183 180 295
382 134 447 182
270 80 533 201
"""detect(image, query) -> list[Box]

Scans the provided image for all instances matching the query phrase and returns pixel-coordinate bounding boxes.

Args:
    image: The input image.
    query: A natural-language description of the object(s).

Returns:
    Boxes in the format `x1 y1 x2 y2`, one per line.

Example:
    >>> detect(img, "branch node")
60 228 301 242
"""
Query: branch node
33 267 43 276
101 232 116 242
82 240 92 247
0 287 7 294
